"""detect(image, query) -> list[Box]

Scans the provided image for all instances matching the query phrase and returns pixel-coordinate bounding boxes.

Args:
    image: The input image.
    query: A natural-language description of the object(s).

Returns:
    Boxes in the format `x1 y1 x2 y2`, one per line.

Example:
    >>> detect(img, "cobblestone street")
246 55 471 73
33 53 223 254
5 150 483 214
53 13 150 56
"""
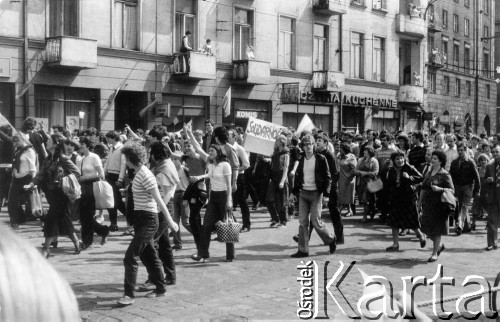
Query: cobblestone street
2 205 499 320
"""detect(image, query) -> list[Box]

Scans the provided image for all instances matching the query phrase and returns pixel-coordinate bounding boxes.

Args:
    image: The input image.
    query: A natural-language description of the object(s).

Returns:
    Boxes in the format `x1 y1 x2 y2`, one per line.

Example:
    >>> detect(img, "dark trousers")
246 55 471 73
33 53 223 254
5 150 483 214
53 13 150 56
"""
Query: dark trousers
106 173 126 226
0 167 12 204
254 180 269 206
234 173 250 229
244 168 258 205
8 175 31 226
328 188 343 242
142 212 176 282
266 181 288 224
80 185 109 246
198 191 235 260
187 186 207 249
124 210 165 298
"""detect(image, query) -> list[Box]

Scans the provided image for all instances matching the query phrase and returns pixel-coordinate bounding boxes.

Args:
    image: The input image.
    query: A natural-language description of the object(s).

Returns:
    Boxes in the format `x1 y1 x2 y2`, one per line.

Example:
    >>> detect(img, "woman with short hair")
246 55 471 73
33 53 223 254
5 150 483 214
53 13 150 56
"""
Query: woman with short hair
354 146 379 223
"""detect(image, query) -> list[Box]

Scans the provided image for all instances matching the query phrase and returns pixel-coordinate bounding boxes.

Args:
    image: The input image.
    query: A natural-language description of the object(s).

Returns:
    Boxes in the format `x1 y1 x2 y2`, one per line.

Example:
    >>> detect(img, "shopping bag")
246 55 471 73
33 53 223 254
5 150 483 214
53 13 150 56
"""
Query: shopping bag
367 177 384 193
62 174 81 201
93 180 114 209
29 189 43 217
215 209 241 243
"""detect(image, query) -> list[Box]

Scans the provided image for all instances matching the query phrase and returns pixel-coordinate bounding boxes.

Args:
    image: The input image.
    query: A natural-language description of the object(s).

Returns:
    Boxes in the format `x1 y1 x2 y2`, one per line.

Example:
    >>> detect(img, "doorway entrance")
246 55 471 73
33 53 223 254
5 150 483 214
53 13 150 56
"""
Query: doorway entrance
114 91 147 131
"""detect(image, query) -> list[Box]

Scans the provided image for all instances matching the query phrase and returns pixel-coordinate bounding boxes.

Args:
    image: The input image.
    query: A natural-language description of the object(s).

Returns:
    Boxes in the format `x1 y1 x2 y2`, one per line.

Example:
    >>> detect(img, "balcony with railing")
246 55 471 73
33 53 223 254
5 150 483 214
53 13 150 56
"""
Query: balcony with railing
427 51 446 69
232 60 270 85
45 36 97 69
398 85 424 103
311 71 345 91
312 0 347 15
396 14 425 38
172 52 216 80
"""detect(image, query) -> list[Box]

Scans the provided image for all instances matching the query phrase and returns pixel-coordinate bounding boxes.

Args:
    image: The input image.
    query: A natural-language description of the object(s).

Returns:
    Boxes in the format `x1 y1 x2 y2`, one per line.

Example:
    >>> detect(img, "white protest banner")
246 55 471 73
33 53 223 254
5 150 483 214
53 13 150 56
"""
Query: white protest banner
244 117 287 156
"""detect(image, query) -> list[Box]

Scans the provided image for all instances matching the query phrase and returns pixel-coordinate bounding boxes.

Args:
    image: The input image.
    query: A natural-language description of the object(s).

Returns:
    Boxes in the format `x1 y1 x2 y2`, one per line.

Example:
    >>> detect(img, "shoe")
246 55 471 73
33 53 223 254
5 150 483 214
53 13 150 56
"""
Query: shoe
80 243 92 251
471 223 476 231
427 255 438 262
336 239 345 245
165 279 176 286
173 245 182 251
455 227 462 236
191 254 208 262
117 296 135 306
419 234 427 248
437 244 446 256
274 223 284 228
270 221 279 228
109 224 119 232
293 235 299 243
386 245 400 252
225 258 234 262
279 222 287 227
136 280 154 292
240 227 250 233
344 212 353 217
101 231 109 245
329 239 337 254
291 251 309 258
146 290 166 299
40 241 59 248
73 243 81 255
399 229 406 236
41 247 50 259
485 245 498 251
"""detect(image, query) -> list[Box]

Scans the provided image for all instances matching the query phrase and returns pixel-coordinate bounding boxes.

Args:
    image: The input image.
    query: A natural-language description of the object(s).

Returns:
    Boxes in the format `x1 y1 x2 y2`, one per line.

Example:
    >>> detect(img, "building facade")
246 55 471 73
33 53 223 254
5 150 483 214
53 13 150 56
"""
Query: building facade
0 0 496 135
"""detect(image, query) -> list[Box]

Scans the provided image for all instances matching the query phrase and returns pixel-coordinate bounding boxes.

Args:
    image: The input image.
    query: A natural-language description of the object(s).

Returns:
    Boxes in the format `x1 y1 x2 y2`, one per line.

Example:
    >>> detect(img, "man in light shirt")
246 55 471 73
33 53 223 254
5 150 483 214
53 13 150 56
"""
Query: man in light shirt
104 131 127 231
444 134 459 171
228 129 250 232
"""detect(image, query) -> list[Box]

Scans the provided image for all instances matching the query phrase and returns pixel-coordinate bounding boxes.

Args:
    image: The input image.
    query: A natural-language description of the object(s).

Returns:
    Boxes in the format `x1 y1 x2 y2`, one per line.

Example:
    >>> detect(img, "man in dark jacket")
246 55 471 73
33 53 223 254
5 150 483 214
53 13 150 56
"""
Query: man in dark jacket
449 141 480 235
289 134 336 258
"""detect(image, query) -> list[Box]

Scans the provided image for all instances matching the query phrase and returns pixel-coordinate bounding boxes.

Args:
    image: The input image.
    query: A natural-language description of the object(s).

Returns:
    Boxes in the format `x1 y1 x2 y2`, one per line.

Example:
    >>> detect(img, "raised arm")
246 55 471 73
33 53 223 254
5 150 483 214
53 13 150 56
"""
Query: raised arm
184 124 208 161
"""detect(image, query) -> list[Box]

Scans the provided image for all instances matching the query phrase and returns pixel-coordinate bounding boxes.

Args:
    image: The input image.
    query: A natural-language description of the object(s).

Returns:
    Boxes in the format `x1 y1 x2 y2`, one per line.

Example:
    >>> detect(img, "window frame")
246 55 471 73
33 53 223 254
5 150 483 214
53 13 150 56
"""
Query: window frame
483 0 489 15
350 31 364 79
442 9 448 29
464 45 471 72
453 42 459 67
465 0 470 8
113 0 140 51
278 15 297 70
47 0 80 37
427 71 436 93
443 75 450 95
464 18 470 36
233 7 255 61
453 14 459 33
372 36 385 82
466 80 472 97
486 84 490 99
312 23 328 71
455 78 461 96
372 0 386 10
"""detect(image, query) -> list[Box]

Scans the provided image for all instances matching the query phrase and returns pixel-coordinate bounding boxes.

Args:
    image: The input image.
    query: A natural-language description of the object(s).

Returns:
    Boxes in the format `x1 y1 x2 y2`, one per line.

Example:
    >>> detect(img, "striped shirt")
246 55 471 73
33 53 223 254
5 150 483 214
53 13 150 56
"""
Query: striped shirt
132 165 158 213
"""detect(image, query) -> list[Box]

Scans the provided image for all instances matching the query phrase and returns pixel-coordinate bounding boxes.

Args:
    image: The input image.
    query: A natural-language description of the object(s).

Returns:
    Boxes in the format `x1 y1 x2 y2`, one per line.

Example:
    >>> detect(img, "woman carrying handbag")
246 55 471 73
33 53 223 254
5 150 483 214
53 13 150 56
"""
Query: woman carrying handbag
354 146 379 223
185 125 235 262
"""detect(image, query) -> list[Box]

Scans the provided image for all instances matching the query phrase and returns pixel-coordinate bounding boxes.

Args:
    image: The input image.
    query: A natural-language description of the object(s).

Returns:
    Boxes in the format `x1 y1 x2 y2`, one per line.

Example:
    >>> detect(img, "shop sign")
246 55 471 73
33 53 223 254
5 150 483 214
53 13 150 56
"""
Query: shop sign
300 92 397 108
236 110 258 119
281 83 300 104
244 117 287 156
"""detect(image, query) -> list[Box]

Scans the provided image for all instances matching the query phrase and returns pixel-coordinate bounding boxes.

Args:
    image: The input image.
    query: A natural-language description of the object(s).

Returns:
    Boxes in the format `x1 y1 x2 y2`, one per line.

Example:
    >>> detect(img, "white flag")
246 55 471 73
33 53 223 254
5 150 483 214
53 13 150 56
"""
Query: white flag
222 87 231 117
138 99 158 118
296 114 315 135
107 82 127 106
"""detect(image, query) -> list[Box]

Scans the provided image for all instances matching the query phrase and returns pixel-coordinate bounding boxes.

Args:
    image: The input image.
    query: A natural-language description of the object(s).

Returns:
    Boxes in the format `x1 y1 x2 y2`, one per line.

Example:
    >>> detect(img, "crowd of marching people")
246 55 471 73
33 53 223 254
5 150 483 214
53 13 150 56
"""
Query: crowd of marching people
0 116 499 305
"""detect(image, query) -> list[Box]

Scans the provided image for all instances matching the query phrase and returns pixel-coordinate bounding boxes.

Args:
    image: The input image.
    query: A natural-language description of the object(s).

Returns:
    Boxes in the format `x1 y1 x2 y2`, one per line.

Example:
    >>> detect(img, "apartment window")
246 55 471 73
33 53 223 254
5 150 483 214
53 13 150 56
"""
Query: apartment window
373 37 385 82
175 0 197 53
428 35 435 55
453 43 459 67
113 0 138 50
483 0 489 15
453 14 459 33
372 0 386 10
483 51 490 76
279 16 296 70
234 9 254 60
442 38 448 65
466 80 472 97
486 84 490 99
464 18 470 36
442 10 448 29
483 25 489 38
465 0 470 8
49 0 78 37
443 76 450 94
464 46 470 72
427 71 436 93
455 78 461 96
313 24 327 71
351 32 364 79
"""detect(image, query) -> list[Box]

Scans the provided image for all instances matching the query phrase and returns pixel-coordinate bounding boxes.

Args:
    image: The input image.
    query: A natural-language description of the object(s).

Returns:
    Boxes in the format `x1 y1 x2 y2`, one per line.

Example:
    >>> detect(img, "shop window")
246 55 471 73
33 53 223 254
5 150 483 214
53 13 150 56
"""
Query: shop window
351 32 364 79
373 37 385 82
342 106 364 132
372 110 400 133
279 16 296 70
282 104 331 133
162 94 207 132
113 0 139 50
0 83 14 125
313 24 328 71
49 0 78 37
225 99 270 129
175 0 197 53
34 86 98 131
234 9 254 60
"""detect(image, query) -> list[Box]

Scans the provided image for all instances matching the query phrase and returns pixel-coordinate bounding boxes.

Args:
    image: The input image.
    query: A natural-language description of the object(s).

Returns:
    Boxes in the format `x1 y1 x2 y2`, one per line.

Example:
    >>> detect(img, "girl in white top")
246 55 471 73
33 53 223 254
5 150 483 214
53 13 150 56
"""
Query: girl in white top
78 137 109 249
184 124 234 262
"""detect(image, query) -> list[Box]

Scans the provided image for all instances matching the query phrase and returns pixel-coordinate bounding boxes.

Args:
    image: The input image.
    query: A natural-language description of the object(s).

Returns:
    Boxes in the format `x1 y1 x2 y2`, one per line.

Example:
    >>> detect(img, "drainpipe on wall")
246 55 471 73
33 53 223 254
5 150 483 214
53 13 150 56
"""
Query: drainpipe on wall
23 0 29 118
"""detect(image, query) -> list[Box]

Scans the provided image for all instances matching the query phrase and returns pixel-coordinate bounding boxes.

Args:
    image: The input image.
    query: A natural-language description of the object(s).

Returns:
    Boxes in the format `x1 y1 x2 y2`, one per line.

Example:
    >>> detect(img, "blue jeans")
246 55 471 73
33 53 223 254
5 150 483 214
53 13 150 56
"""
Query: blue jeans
298 190 335 254
123 210 165 297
